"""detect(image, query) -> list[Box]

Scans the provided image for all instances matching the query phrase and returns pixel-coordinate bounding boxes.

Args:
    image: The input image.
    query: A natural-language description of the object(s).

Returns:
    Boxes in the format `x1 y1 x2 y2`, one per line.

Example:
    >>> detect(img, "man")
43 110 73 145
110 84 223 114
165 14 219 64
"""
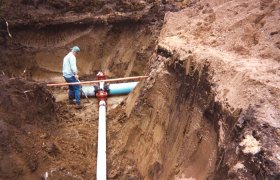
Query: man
62 46 82 108
0 17 12 49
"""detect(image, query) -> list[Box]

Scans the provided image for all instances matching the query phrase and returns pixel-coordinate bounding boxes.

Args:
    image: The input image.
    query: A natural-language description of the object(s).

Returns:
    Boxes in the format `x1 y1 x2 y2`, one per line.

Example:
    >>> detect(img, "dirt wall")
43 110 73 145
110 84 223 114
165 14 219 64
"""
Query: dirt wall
0 0 182 81
0 22 157 82
105 0 280 179
106 54 219 179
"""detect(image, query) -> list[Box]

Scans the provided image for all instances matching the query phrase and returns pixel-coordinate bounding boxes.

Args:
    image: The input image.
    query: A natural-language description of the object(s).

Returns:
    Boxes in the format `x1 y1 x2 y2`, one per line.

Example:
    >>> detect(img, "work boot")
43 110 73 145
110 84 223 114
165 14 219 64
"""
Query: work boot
75 104 84 109
69 99 76 104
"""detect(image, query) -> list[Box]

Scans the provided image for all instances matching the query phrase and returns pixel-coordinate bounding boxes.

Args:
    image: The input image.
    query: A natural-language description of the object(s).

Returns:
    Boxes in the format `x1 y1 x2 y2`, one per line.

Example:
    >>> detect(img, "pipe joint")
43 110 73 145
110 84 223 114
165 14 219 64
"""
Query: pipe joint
96 90 108 103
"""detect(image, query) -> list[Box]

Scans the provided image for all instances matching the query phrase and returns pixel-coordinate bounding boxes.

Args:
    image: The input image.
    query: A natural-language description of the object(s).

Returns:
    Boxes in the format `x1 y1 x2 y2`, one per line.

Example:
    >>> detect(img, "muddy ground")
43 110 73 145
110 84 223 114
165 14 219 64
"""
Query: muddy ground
0 0 280 179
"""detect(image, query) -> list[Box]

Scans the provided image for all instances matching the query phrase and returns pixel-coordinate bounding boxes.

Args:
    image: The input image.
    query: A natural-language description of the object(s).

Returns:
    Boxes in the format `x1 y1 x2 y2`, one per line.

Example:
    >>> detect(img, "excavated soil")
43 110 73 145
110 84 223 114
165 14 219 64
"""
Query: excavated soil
0 0 280 179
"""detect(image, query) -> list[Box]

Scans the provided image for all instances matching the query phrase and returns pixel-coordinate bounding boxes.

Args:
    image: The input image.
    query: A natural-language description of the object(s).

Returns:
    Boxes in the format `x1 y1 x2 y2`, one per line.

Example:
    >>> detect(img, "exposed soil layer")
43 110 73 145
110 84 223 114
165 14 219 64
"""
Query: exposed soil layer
106 0 280 179
0 0 280 179
0 75 127 179
0 75 57 179
0 0 180 81
0 0 185 179
0 22 158 82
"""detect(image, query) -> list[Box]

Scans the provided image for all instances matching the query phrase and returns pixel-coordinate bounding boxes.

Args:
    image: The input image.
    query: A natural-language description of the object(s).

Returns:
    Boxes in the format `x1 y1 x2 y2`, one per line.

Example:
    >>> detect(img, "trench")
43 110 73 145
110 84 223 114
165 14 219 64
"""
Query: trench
1 21 237 180
1 0 280 179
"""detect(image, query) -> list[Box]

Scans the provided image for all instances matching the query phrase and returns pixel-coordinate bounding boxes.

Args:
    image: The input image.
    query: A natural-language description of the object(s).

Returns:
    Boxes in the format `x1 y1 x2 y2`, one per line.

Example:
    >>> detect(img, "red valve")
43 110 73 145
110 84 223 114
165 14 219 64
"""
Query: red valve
96 71 108 105
96 71 106 80
96 90 108 103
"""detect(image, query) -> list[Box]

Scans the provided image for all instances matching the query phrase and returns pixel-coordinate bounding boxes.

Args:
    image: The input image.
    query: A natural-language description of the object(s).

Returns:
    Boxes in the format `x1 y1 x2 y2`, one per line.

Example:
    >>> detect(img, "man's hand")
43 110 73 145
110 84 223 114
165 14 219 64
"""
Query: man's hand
75 74 79 80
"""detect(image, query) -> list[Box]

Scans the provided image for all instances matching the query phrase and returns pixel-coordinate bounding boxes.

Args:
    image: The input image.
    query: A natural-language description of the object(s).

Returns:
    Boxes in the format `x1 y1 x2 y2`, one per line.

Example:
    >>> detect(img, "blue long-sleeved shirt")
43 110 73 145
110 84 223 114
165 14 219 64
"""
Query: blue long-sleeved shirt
62 52 78 78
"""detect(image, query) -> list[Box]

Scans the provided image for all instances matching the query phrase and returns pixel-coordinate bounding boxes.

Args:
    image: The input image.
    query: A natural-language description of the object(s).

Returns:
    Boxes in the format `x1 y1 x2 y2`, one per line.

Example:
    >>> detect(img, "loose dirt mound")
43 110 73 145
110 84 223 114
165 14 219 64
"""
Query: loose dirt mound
0 75 55 126
0 75 56 179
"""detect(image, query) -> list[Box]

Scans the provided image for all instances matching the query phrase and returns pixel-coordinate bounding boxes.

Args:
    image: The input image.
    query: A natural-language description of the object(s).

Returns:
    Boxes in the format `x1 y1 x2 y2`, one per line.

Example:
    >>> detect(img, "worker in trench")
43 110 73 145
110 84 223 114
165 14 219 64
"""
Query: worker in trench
0 17 12 49
62 46 83 109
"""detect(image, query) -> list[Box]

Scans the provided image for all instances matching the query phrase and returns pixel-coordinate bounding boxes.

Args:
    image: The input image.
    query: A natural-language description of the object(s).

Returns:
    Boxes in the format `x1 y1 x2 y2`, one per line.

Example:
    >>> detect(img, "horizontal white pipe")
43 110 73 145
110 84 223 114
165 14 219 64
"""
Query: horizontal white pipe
97 100 106 180
81 85 96 97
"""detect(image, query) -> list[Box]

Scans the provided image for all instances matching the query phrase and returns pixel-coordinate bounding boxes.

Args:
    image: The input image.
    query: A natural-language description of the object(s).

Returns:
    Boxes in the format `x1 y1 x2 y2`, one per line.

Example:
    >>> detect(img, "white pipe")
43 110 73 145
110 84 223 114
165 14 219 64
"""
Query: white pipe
109 82 138 95
81 86 96 97
99 81 104 90
96 100 106 180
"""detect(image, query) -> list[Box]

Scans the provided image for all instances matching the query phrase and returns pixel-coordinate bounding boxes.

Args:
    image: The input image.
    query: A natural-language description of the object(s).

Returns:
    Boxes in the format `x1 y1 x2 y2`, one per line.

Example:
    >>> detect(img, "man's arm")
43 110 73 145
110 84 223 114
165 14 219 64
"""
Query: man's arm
69 56 78 79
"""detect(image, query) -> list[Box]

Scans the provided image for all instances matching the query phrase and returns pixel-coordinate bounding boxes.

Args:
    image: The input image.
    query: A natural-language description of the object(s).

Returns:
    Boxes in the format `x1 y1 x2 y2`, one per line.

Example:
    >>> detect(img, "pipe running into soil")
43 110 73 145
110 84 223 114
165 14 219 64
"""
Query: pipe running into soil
109 82 138 95
81 82 138 97
96 100 107 180
95 82 137 179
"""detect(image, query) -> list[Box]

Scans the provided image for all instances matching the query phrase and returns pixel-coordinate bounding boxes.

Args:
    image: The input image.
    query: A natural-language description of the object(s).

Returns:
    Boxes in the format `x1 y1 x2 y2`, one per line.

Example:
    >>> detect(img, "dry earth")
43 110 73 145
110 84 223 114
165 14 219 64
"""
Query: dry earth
0 0 279 179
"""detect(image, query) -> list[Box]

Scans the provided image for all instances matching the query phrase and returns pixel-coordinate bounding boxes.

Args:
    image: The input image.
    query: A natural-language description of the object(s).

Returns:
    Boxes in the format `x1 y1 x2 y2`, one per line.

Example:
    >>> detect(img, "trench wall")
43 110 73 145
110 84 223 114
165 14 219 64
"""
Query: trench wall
107 48 240 179
0 23 156 81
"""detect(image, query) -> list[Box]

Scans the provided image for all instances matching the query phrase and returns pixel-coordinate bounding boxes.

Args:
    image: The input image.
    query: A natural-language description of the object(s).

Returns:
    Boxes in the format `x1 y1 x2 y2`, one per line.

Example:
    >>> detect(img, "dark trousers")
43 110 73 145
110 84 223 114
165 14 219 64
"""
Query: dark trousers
64 76 81 105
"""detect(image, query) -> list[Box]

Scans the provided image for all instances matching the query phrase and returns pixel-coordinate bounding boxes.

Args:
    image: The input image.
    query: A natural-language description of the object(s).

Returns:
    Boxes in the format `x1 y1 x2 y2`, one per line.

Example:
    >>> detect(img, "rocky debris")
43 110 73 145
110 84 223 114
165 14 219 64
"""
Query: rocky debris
239 134 261 155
